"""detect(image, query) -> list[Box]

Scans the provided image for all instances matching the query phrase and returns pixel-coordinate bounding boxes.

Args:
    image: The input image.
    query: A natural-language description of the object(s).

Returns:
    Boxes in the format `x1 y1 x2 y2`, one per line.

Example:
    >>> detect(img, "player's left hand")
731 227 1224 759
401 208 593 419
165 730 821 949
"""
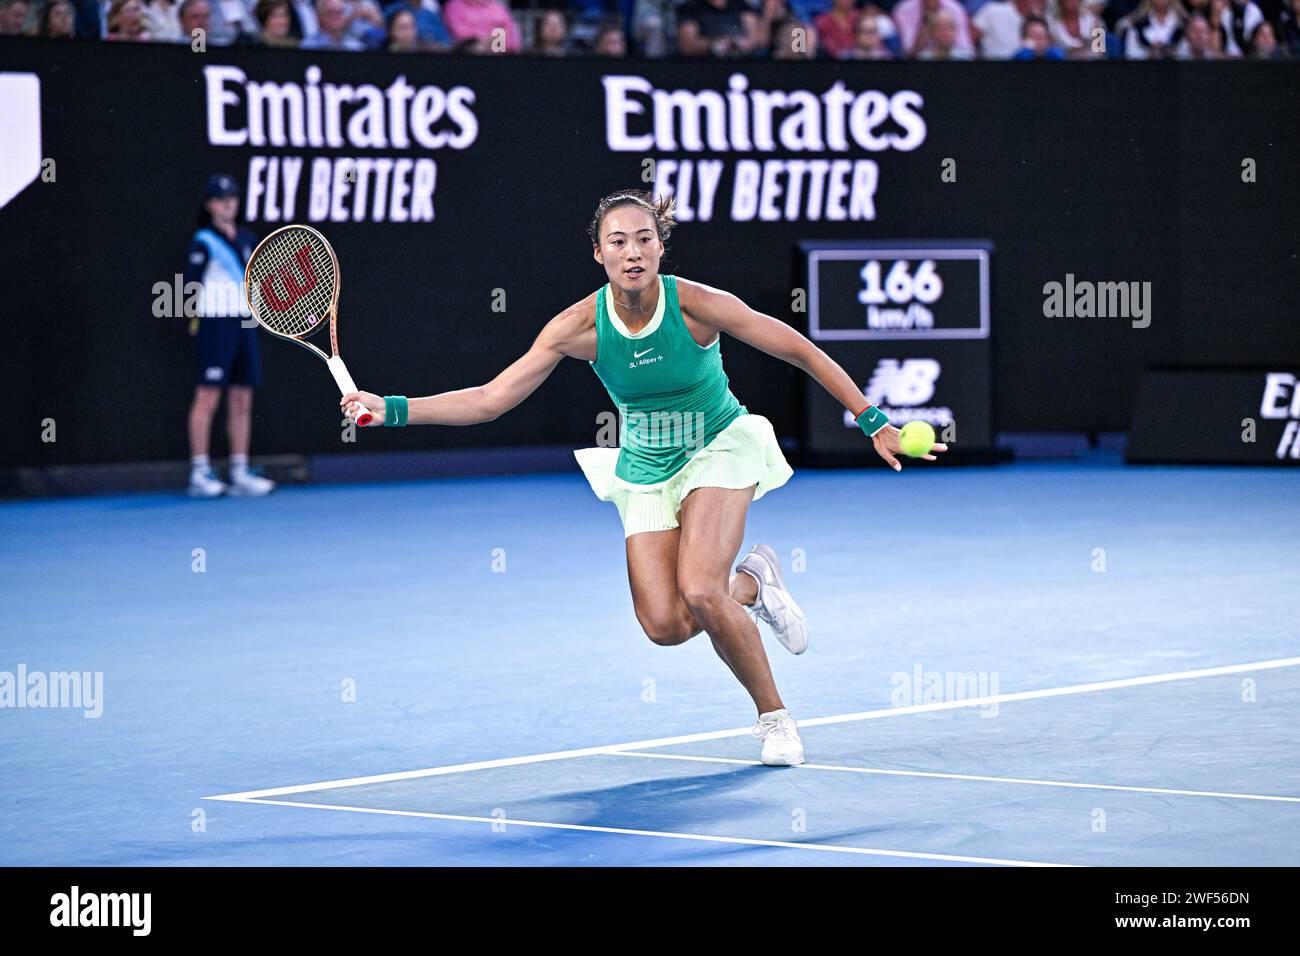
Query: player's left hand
872 425 948 472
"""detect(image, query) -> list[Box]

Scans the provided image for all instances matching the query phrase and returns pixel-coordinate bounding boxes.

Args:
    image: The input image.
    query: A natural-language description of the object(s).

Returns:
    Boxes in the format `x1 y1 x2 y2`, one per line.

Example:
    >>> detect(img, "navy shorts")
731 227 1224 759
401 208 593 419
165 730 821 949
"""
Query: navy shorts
194 317 263 388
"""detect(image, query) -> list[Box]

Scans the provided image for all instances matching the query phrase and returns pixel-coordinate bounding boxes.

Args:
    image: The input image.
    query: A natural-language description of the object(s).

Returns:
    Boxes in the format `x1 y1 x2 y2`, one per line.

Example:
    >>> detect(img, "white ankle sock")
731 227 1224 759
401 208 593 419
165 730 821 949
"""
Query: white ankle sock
230 454 249 476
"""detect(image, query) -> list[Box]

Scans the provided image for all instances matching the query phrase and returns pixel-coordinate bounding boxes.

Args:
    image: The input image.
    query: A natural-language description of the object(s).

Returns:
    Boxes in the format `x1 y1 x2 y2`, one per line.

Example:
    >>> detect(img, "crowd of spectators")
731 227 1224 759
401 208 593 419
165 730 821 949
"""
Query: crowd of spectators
1 0 1296 58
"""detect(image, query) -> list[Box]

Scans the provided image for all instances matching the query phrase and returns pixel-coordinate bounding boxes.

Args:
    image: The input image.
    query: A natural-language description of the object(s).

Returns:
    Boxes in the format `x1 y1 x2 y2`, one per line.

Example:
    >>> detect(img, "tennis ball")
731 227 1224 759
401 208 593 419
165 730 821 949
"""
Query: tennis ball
898 421 936 458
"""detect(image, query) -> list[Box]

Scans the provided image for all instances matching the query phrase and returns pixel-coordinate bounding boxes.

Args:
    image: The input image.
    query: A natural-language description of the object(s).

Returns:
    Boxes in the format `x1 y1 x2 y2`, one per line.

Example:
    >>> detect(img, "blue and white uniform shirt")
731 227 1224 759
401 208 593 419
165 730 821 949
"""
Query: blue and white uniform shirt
184 227 257 319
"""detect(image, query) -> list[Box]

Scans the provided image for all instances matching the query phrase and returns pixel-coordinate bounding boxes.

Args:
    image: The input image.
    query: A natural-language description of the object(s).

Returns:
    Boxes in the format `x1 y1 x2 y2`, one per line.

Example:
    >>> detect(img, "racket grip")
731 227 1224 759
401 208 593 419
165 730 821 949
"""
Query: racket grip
327 355 373 426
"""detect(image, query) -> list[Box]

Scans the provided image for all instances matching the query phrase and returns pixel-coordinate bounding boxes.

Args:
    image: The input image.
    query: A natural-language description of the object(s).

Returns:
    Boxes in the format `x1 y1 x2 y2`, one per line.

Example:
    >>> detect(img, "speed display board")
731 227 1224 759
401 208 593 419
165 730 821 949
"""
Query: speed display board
800 241 994 460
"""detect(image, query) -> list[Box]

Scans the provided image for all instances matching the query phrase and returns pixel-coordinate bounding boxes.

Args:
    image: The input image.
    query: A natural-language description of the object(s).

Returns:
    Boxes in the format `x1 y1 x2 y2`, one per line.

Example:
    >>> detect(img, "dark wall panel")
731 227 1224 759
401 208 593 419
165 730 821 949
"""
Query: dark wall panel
0 41 1295 467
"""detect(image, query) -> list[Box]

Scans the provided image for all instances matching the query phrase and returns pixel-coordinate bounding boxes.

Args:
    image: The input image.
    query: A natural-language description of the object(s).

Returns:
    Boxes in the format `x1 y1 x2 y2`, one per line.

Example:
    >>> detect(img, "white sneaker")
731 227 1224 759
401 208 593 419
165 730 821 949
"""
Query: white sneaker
228 468 277 497
752 709 805 767
736 544 808 655
188 469 228 498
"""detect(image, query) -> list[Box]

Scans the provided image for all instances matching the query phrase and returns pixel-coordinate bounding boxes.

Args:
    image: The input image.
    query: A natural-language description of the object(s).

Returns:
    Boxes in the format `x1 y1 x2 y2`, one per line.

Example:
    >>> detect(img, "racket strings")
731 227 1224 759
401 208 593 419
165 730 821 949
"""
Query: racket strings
246 229 337 338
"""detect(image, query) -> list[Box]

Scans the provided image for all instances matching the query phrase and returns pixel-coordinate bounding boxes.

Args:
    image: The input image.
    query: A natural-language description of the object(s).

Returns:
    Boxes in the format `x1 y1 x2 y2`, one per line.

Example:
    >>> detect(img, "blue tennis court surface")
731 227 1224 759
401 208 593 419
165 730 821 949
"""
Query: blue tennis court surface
2 453 1297 866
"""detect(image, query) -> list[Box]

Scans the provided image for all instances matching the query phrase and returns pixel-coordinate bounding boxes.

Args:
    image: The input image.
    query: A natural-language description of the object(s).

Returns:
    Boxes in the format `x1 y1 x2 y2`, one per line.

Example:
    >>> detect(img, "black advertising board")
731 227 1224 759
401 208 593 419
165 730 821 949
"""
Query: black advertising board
800 240 993 462
1128 368 1300 465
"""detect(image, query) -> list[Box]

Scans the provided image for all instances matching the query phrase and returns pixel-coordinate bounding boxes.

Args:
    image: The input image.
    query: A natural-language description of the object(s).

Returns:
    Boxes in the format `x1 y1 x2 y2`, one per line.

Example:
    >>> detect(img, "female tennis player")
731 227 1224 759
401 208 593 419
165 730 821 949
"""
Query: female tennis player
341 190 945 766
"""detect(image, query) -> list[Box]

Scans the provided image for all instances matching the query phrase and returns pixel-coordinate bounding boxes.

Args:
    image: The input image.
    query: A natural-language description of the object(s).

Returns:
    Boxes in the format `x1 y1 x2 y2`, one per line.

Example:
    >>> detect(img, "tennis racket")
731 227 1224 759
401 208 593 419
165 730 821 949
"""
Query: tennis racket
243 224 373 426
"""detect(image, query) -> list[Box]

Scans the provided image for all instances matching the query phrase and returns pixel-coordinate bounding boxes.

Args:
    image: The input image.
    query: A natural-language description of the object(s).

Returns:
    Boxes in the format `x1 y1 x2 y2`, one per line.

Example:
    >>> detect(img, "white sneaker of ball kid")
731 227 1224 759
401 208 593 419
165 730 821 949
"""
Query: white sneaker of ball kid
752 709 805 766
735 544 809 655
228 468 277 497
187 468 228 499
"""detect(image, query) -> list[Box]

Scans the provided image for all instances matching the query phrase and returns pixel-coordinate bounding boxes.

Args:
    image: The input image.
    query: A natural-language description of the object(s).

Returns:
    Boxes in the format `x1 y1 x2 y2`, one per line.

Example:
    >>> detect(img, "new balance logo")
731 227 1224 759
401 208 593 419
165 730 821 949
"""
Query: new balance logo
866 358 940 406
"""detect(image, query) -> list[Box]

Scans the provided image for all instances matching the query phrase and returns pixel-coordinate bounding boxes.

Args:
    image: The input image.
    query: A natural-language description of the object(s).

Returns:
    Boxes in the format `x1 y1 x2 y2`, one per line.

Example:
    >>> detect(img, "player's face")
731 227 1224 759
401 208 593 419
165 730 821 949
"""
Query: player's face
593 206 662 294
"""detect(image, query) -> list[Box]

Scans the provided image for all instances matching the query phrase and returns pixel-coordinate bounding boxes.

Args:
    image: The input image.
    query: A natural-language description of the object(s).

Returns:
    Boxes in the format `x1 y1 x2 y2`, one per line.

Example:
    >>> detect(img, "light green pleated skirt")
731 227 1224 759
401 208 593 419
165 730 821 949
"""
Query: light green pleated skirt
573 413 793 538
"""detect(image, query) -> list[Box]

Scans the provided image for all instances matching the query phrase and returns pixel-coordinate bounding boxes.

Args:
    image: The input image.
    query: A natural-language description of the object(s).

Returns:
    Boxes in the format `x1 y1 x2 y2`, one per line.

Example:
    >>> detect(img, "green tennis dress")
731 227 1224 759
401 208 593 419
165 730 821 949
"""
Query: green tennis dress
574 274 793 537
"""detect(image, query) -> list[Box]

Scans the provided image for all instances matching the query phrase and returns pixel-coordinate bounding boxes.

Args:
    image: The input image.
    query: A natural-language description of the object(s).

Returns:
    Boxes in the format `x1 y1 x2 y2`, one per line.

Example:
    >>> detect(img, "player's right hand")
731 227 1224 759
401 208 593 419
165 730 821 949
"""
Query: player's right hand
871 424 947 472
340 391 384 426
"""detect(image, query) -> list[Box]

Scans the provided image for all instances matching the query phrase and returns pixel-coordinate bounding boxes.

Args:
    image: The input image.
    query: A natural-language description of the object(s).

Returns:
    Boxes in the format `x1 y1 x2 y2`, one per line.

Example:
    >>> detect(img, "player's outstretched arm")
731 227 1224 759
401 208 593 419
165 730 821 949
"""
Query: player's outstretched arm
340 299 594 427
676 277 947 471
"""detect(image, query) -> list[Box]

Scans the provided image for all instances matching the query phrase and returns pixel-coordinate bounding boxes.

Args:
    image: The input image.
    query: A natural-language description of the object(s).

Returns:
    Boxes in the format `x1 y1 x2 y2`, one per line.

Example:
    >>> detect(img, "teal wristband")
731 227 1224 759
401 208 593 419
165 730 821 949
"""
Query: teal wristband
383 395 409 427
855 404 890 438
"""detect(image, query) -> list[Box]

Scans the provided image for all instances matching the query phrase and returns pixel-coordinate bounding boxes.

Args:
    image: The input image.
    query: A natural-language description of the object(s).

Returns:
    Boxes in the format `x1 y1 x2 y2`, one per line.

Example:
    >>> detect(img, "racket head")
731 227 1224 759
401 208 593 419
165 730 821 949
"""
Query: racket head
244 224 340 352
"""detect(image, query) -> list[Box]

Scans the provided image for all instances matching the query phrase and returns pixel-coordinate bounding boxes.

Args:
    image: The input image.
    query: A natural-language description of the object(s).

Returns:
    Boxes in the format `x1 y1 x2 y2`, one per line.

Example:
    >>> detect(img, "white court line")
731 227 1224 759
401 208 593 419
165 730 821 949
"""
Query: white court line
227 797 1073 867
611 751 1300 804
205 655 1300 802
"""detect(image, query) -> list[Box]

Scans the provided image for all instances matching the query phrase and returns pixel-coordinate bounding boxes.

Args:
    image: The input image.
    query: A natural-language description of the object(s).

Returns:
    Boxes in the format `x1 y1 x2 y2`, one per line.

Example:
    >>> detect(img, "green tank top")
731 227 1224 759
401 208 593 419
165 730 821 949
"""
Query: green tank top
590 274 746 485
